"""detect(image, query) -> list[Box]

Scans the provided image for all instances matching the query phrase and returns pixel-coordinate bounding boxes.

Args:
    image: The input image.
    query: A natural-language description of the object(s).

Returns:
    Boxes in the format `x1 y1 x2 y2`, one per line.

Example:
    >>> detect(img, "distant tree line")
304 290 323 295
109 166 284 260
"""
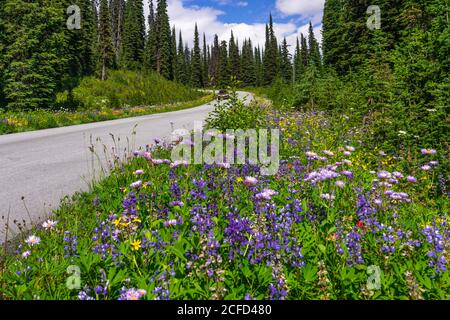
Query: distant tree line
0 0 321 110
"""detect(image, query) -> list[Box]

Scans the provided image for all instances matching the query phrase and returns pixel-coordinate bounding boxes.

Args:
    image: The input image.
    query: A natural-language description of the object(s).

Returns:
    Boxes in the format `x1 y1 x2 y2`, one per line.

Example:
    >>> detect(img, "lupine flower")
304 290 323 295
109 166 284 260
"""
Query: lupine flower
244 176 258 187
42 219 58 230
25 235 41 247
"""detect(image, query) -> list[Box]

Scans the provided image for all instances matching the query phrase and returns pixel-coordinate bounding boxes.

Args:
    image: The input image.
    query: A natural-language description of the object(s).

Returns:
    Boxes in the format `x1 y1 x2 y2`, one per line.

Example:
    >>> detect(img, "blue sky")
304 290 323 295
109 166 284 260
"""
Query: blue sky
144 0 324 50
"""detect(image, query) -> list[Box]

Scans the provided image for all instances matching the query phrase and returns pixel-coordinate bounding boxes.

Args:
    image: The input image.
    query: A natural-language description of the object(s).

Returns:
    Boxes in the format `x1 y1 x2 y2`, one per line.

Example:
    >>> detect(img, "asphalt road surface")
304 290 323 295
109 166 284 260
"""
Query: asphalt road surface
0 92 252 241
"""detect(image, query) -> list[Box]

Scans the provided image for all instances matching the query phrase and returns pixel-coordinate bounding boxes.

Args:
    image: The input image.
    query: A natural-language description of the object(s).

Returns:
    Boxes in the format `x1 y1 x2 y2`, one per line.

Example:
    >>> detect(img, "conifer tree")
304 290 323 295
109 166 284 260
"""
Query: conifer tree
110 0 125 66
155 0 171 78
170 27 177 80
145 0 157 71
307 22 321 68
280 37 292 83
229 31 240 81
190 24 203 87
218 40 230 87
202 33 209 87
98 0 114 80
121 0 145 69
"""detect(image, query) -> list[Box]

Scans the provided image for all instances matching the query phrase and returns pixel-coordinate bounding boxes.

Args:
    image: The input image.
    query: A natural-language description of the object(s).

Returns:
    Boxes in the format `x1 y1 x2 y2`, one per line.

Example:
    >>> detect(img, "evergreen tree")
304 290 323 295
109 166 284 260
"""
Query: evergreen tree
110 0 125 66
2 0 69 109
280 37 292 83
229 31 241 81
121 0 145 69
202 33 209 87
307 22 321 68
98 0 114 80
145 0 157 71
241 39 256 86
170 27 177 80
209 34 220 86
155 0 171 78
263 14 279 85
175 31 188 85
190 24 203 87
294 37 304 82
300 33 308 68
218 40 230 87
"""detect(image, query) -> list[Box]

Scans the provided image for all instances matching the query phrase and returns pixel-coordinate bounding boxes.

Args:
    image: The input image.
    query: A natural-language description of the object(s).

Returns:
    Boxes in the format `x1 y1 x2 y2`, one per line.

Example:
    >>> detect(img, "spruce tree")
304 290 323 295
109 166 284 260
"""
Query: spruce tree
218 40 230 87
263 15 279 85
229 31 241 81
154 0 171 79
145 0 157 71
2 0 68 109
307 22 321 68
190 24 203 88
110 0 125 66
241 39 256 86
170 27 177 80
121 0 145 69
202 33 209 87
280 37 292 83
209 35 220 86
98 0 114 80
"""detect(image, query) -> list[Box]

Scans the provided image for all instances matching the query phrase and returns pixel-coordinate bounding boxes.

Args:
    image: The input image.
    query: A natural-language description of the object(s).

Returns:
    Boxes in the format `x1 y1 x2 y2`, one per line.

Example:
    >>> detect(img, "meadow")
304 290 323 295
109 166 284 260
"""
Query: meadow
0 94 448 300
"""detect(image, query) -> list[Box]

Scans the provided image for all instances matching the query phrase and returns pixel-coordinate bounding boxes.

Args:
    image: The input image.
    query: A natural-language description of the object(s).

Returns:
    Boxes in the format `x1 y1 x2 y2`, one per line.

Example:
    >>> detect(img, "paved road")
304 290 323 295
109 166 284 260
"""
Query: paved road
0 92 252 240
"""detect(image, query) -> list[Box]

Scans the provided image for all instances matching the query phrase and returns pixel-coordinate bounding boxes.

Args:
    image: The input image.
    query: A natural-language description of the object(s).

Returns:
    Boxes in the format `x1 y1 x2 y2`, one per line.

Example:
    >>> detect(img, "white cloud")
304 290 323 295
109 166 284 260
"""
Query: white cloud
144 0 323 52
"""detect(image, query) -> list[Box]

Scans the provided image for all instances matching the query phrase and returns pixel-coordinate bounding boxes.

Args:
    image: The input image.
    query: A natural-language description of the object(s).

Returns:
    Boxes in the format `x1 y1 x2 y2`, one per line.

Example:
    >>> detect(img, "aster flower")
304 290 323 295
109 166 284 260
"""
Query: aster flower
345 146 355 152
244 176 258 187
130 180 142 189
343 151 352 157
305 151 318 159
25 235 41 247
133 169 144 176
421 165 431 171
255 189 278 201
151 159 165 165
42 219 58 230
320 193 336 201
377 170 391 179
392 172 404 179
118 288 147 300
336 180 345 188
407 176 417 183
421 149 437 155
21 251 31 259
429 161 439 166
323 150 334 157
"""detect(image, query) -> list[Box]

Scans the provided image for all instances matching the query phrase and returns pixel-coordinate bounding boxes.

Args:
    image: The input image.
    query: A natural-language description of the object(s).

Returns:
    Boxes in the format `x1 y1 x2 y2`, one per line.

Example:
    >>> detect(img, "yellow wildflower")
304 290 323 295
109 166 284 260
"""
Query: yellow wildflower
131 240 142 251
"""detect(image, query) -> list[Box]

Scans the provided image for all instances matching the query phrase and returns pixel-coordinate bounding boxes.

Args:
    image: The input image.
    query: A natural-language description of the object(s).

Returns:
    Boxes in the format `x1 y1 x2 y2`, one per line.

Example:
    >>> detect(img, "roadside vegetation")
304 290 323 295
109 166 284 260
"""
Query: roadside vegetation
1 92 448 300
0 70 212 135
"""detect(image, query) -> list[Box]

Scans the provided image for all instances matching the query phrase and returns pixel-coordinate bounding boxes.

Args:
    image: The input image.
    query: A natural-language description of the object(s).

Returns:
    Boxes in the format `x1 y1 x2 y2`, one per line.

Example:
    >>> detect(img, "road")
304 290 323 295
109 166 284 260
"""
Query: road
0 91 252 240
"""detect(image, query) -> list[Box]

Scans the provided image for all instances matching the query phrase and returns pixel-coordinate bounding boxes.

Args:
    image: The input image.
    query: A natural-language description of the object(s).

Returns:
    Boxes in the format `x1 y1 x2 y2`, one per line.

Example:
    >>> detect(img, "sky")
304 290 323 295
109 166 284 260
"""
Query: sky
144 0 325 52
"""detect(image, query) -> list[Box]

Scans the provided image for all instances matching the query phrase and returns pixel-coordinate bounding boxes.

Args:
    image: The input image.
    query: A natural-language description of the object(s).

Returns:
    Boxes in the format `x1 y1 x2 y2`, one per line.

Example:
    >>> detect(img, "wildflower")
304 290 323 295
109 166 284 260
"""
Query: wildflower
25 235 41 247
421 149 437 155
305 151 318 159
217 162 231 169
244 176 258 187
323 150 334 157
143 152 152 161
134 169 144 176
343 151 352 157
335 180 345 188
170 160 188 168
130 180 142 189
21 251 31 259
392 172 404 179
377 171 391 179
345 146 355 152
341 170 354 179
169 200 184 207
42 219 58 230
407 176 417 183
320 193 335 201
130 240 142 251
343 159 352 165
421 165 431 171
255 189 278 201
429 161 439 167
305 168 340 184
152 159 165 165
357 221 365 229
119 288 147 300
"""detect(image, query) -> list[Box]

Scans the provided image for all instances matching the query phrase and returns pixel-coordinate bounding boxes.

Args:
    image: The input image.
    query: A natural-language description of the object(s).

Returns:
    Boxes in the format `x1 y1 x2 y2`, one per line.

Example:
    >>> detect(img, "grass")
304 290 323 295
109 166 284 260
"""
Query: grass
0 94 448 300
